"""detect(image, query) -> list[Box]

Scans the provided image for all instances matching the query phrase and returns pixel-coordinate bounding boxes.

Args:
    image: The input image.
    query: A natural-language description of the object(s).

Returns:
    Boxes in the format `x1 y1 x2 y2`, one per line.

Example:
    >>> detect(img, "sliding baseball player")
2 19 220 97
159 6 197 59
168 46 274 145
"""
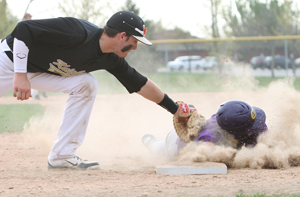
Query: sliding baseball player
142 100 268 161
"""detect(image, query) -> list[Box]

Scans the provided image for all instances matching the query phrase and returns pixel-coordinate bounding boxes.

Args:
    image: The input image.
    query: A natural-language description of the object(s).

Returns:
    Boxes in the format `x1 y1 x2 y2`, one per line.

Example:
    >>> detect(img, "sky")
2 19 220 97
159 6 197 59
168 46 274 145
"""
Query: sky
6 0 213 38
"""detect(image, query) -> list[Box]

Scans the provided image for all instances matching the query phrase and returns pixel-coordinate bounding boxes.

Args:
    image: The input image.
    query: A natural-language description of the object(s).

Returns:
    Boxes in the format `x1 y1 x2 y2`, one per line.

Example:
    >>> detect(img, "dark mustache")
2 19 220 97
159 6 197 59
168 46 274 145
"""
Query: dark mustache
121 45 133 52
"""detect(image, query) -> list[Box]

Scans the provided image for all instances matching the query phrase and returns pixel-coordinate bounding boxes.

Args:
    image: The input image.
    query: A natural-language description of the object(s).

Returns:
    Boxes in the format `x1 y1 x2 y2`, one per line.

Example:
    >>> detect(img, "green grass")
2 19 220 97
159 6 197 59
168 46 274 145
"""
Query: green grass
92 71 234 94
5 71 299 96
0 104 44 132
2 71 298 132
234 193 300 197
92 70 300 94
195 193 300 197
181 193 300 197
255 76 300 90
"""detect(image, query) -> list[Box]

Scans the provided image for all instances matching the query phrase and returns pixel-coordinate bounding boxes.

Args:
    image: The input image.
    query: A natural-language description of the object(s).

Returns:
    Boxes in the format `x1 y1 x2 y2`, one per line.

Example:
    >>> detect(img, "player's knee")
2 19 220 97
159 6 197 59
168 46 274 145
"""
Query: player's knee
72 74 98 96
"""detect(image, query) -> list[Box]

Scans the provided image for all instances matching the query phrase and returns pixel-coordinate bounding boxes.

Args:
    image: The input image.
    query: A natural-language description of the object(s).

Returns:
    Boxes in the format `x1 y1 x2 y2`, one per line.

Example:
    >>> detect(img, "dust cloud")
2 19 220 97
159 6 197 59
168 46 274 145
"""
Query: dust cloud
178 75 300 169
20 94 167 170
21 101 63 157
19 62 300 170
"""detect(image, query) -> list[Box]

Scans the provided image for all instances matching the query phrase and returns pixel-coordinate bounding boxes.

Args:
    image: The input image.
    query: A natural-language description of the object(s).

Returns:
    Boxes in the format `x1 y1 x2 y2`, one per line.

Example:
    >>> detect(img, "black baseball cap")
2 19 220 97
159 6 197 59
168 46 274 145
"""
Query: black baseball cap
216 100 266 139
106 11 152 46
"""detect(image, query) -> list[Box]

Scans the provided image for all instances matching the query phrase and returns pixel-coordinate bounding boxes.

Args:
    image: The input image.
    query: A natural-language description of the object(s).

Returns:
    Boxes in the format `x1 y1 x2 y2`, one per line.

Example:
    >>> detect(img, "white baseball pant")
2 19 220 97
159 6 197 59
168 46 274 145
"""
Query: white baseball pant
144 129 184 161
0 40 98 161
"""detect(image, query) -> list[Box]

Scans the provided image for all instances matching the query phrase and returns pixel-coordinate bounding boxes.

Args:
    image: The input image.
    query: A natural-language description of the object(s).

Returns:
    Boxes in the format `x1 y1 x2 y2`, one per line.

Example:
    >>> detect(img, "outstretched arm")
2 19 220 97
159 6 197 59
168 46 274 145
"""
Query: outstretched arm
137 78 164 103
137 79 179 116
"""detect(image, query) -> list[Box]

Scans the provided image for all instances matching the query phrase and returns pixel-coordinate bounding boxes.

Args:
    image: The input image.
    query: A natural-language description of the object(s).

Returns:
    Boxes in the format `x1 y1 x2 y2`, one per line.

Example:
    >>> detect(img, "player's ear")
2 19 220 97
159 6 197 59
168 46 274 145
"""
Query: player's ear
119 32 128 41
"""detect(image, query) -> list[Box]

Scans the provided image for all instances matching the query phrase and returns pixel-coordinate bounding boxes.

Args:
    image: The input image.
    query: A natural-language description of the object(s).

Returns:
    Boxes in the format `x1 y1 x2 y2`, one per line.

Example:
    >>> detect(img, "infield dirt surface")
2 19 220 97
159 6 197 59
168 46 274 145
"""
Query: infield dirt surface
1 82 300 196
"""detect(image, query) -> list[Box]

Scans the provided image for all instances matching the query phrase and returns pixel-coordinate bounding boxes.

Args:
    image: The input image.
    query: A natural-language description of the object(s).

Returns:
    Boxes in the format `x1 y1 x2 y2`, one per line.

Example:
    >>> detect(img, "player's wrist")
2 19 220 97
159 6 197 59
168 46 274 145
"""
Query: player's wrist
14 72 28 78
157 93 178 114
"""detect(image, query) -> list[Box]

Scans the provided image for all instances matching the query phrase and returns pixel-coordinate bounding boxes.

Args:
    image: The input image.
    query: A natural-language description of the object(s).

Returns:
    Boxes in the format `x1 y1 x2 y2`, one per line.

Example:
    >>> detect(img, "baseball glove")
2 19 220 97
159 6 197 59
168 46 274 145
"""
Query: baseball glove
173 102 206 143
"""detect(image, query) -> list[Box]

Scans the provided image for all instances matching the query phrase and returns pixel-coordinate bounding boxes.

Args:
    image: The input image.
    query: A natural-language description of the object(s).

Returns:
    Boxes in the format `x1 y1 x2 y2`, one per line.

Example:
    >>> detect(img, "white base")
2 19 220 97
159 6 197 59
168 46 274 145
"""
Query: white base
156 162 227 175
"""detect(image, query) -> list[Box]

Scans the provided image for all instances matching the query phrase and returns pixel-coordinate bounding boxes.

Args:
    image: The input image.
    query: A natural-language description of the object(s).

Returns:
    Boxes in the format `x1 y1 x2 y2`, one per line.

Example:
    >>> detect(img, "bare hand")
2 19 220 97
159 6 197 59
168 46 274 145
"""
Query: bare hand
13 73 31 101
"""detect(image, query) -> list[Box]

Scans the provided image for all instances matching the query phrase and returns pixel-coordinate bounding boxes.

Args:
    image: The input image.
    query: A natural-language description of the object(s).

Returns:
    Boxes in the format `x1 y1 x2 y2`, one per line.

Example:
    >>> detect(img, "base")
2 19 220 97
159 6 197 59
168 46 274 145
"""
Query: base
156 161 227 175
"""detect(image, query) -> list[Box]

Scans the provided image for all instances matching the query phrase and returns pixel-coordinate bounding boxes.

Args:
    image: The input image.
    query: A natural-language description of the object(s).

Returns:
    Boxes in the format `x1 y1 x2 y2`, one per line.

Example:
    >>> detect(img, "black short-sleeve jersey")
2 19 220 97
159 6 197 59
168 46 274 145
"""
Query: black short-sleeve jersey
5 17 147 93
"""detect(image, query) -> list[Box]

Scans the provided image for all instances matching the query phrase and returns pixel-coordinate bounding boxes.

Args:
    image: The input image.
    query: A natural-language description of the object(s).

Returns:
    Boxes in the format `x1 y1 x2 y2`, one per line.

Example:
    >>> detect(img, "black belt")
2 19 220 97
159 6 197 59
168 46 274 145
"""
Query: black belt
1 38 13 62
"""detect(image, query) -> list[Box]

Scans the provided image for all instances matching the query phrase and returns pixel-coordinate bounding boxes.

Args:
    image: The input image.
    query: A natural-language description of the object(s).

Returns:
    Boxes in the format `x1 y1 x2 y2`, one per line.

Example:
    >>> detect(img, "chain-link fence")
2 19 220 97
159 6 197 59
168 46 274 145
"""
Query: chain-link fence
94 36 300 94
127 35 300 78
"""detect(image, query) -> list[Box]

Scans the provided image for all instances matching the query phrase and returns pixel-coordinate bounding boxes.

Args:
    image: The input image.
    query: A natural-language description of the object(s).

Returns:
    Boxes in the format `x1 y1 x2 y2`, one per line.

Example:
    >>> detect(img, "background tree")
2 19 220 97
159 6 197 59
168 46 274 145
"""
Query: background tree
223 0 295 37
0 0 18 38
121 0 205 73
222 0 299 65
207 0 224 76
58 0 112 26
210 0 221 39
120 0 139 15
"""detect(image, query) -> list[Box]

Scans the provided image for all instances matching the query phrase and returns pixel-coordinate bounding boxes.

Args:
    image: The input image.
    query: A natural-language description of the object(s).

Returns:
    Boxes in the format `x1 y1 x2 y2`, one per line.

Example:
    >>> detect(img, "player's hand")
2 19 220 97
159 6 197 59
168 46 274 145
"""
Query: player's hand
13 73 32 101
174 101 197 123
173 102 206 143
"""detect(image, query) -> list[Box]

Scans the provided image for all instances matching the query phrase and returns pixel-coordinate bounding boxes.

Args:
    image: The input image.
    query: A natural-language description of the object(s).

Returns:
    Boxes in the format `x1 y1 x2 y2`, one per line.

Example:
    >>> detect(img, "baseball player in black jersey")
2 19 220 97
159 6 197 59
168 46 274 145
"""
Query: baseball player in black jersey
0 11 189 170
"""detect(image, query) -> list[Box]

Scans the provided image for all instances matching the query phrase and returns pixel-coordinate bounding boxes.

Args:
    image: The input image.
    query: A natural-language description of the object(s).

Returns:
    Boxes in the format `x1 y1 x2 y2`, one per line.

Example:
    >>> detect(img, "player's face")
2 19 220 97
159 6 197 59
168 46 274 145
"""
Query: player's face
116 35 138 58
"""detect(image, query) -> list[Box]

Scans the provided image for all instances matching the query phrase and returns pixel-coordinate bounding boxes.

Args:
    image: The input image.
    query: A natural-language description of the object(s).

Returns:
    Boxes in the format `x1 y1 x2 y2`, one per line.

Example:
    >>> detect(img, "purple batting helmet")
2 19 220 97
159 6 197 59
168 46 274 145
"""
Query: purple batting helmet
216 100 266 139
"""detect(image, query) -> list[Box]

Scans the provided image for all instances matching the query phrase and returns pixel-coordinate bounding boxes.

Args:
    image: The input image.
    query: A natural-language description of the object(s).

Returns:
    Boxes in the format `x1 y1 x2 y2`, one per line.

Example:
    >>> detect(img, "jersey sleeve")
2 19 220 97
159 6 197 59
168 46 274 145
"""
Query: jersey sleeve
106 59 148 93
13 38 29 73
88 52 147 93
10 17 87 48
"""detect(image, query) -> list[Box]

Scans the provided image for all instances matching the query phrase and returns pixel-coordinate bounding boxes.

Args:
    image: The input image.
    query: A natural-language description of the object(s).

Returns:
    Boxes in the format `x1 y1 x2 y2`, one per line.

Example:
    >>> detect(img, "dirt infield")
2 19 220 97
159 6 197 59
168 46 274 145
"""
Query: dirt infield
1 82 300 196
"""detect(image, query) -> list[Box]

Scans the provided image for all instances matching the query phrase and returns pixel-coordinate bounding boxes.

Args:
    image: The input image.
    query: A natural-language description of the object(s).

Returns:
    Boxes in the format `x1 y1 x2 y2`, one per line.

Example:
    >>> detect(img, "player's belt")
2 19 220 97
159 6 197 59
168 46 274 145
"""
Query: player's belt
1 38 13 62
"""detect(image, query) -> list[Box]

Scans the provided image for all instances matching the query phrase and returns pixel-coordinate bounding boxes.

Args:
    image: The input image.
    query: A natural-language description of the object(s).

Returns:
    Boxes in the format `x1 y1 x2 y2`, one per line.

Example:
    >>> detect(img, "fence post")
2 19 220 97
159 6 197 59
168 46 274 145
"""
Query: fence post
165 43 169 87
164 43 169 65
284 40 288 77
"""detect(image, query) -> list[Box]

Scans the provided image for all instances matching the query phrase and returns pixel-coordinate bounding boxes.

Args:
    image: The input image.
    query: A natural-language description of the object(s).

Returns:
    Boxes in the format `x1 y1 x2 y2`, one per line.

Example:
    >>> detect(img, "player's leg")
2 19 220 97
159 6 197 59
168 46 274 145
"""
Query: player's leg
28 72 99 169
165 129 186 160
0 50 14 97
142 134 167 157
142 129 183 161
